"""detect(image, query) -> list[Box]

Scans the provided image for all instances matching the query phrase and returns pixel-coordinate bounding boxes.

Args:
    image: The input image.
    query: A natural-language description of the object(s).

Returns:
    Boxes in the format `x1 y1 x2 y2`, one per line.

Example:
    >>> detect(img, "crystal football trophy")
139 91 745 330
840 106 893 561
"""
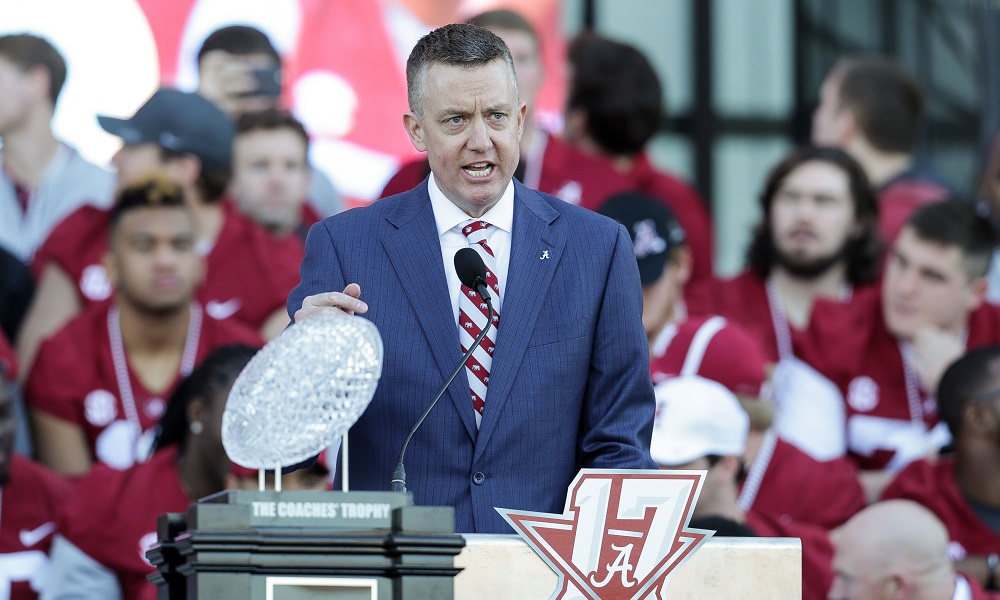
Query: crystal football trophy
150 315 466 599
222 314 383 484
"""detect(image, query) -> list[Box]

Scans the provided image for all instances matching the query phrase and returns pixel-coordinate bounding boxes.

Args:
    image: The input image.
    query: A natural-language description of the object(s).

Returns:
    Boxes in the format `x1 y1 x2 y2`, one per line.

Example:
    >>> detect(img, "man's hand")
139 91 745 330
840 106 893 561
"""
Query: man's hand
198 50 256 112
909 327 965 394
294 283 368 322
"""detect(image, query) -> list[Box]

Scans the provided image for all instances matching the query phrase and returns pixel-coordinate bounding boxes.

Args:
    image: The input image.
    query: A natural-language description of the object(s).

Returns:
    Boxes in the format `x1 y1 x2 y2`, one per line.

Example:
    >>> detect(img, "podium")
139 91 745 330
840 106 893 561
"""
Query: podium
149 491 802 599
147 490 466 599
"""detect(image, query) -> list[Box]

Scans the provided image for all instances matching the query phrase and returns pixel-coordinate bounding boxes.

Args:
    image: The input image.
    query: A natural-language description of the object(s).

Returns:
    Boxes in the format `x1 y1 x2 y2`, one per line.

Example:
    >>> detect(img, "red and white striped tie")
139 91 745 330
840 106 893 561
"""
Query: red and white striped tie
459 219 500 428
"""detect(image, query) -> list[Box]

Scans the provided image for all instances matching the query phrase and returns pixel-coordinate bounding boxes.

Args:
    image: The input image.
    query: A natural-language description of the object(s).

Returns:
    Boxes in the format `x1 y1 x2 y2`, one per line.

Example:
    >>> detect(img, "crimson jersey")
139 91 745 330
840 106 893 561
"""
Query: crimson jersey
536 135 714 283
0 456 72 599
33 199 303 331
687 272 781 363
25 302 261 469
740 434 864 530
0 330 15 381
650 317 865 530
57 446 189 600
380 158 430 199
882 458 1000 559
648 314 767 396
745 510 834 600
797 289 1000 471
878 176 951 246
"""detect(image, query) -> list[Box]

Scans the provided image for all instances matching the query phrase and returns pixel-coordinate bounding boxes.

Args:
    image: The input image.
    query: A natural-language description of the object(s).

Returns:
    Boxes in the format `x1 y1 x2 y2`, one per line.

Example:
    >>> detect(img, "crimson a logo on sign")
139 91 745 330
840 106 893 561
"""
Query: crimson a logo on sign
497 470 712 600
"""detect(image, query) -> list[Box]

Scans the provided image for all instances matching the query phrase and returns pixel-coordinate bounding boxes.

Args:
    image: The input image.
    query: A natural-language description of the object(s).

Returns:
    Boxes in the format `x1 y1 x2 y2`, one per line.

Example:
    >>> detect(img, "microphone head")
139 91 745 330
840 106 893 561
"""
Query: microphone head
454 247 488 289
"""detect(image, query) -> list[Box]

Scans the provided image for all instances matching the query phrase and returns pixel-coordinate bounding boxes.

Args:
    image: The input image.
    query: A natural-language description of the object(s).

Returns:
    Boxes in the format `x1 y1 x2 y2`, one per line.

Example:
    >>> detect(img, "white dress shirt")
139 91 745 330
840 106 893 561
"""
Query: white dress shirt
428 173 513 325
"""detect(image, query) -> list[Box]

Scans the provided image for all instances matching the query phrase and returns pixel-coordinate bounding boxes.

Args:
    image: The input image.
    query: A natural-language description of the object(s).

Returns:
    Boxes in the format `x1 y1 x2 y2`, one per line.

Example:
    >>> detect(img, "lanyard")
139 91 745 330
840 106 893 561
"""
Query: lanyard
897 329 966 425
765 276 852 361
107 304 202 456
737 429 777 513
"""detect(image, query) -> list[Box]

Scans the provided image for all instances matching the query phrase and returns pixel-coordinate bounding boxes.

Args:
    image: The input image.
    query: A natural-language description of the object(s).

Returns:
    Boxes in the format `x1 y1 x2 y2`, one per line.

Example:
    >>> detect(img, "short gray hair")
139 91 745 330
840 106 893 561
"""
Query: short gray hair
406 23 518 116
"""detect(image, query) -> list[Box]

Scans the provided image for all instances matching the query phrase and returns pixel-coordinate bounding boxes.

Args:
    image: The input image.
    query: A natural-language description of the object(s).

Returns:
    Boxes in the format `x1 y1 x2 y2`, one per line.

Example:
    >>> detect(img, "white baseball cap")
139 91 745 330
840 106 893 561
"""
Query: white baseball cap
651 376 749 466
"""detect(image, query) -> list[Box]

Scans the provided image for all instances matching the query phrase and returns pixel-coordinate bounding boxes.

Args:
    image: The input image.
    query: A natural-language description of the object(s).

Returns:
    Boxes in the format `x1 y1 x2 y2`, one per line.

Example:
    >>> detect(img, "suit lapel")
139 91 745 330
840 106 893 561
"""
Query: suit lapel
475 184 565 458
382 187 478 441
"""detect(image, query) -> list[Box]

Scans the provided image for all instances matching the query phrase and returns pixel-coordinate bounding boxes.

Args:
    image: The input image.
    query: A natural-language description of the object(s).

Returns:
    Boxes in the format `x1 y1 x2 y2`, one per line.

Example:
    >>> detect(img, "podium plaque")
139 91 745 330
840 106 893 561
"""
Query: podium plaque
147 490 466 600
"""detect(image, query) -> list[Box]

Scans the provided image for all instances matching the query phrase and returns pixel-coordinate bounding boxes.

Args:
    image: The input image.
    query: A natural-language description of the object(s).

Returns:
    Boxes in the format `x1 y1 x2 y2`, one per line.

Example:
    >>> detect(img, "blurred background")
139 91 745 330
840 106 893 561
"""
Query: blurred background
1 0 996 275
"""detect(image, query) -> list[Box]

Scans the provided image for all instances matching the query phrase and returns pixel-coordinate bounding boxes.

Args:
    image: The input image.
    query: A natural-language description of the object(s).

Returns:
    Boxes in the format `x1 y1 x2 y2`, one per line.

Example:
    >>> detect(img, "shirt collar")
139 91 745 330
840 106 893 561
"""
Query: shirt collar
428 172 515 236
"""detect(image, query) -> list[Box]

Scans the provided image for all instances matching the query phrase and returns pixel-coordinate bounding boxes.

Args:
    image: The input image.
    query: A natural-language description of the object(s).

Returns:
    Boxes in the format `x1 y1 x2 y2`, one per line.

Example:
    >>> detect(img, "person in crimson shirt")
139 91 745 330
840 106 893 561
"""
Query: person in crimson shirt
380 9 550 198
42 345 256 600
829 500 996 600
688 146 882 460
0 371 71 600
230 109 321 244
600 190 866 529
25 176 262 476
539 32 713 283
812 56 956 246
882 347 1000 592
650 376 834 600
16 88 299 383
799 201 1000 501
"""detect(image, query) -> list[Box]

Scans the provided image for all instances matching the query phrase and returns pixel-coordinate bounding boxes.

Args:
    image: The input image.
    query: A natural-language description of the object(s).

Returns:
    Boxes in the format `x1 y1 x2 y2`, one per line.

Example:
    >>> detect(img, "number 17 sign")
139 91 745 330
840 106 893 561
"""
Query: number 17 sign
497 470 712 600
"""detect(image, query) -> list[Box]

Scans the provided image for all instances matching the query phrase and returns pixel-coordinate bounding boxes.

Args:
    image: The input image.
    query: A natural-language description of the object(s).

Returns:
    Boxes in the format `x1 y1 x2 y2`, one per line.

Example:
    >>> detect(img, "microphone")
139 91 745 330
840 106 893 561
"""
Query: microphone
454 247 491 302
390 248 494 493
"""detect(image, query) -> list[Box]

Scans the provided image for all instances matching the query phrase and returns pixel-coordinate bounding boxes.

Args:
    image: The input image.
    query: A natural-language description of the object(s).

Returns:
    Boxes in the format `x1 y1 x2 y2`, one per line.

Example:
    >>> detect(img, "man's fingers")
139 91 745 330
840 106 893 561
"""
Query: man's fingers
343 283 362 299
298 289 368 321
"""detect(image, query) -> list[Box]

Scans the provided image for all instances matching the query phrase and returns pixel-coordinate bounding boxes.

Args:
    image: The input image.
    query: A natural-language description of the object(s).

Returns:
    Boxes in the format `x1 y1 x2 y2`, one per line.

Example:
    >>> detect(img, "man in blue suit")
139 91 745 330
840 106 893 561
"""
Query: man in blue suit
288 23 657 533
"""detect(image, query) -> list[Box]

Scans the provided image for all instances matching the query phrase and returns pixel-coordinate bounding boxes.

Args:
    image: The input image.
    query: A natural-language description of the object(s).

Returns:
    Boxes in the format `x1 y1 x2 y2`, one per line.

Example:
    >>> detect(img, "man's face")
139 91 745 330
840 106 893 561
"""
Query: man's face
0 379 16 485
882 227 984 338
0 56 36 136
487 27 543 111
770 160 857 278
112 143 170 193
642 254 687 338
812 73 850 147
107 206 202 315
231 128 309 235
198 51 280 117
403 59 525 217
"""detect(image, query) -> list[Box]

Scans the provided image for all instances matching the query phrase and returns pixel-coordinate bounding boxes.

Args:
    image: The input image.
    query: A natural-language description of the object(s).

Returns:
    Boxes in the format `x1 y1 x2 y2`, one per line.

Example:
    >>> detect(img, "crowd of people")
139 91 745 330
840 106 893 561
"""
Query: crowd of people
0 8 998 600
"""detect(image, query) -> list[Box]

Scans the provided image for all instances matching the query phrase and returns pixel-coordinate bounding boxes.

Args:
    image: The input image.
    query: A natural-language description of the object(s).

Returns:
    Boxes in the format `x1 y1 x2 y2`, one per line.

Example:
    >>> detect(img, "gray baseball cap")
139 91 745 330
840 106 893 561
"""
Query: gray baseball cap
98 88 234 169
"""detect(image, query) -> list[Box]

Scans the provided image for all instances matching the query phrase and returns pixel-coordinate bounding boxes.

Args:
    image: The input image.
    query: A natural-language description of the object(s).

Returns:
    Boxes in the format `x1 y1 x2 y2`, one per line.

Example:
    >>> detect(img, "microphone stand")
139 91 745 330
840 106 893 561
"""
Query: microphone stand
390 293 494 493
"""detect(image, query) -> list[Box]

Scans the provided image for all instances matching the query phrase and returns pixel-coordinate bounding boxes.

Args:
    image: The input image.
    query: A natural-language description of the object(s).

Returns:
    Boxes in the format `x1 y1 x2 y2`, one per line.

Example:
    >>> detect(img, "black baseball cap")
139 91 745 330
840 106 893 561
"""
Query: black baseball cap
598 191 687 286
98 88 234 170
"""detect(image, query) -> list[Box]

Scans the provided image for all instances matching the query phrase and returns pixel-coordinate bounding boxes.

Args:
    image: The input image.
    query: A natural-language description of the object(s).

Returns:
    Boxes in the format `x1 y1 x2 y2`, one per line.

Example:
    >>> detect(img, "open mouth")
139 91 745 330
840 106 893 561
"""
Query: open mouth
463 162 494 178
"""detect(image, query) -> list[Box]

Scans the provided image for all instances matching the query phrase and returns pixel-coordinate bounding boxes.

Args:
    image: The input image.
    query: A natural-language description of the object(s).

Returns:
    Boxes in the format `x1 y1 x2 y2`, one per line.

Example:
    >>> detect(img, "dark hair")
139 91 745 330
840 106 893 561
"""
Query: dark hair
108 174 188 238
235 108 309 149
903 200 995 280
158 147 231 203
197 25 280 66
747 145 882 284
937 345 1000 438
0 34 67 106
566 32 662 156
153 344 257 451
405 23 516 115
467 9 539 45
832 56 923 154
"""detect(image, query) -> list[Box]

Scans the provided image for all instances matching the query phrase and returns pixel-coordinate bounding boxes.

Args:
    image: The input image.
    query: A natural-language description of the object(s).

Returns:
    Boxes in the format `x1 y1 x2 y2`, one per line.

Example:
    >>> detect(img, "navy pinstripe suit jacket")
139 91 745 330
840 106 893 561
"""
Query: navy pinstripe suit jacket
287 179 657 533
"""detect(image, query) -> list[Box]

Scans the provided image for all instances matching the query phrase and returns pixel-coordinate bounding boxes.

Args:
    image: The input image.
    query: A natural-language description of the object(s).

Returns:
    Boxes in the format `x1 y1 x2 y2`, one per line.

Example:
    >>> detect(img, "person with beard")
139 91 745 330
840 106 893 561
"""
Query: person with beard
25 176 261 476
799 201 1000 502
0 367 71 600
42 345 256 600
689 145 881 460
881 347 1000 592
